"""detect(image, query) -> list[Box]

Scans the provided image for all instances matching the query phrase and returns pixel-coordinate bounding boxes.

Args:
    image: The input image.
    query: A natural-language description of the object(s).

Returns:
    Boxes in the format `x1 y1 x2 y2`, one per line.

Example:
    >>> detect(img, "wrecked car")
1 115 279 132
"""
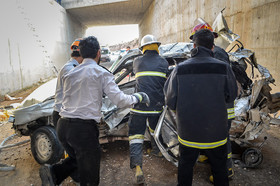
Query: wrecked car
10 45 190 165
11 12 280 168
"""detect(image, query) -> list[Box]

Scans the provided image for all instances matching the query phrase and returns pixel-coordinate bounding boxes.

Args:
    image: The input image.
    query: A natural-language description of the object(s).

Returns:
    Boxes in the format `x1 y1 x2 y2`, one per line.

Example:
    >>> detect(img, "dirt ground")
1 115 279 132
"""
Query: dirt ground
1 77 280 186
0 121 280 186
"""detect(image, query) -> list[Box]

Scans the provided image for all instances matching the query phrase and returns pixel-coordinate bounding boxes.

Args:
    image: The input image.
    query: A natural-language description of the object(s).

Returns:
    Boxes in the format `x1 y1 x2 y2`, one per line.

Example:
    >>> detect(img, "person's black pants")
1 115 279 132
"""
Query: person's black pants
200 119 233 177
53 117 101 186
52 111 60 129
52 111 80 181
178 144 229 186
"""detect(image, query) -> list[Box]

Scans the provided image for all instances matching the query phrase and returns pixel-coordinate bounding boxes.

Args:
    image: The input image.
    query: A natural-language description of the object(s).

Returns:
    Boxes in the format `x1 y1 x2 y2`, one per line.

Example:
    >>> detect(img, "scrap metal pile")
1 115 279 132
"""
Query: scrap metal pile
214 12 280 167
228 44 280 167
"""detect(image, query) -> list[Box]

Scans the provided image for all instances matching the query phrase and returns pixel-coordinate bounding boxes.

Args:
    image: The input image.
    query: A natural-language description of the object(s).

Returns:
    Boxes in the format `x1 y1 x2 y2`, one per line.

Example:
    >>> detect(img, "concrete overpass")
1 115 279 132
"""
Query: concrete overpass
61 0 153 26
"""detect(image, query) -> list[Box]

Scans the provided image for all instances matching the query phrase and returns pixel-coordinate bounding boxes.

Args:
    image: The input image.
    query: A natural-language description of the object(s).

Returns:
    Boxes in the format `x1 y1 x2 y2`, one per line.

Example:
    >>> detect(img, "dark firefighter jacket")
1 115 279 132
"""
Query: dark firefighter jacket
213 45 230 64
213 45 235 121
164 46 237 149
132 50 169 115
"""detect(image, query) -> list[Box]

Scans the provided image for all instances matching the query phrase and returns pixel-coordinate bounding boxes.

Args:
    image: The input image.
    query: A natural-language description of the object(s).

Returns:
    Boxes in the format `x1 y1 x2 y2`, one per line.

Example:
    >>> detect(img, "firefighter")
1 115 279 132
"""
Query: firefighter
53 38 83 129
129 35 169 184
39 36 150 186
165 29 237 186
189 21 236 181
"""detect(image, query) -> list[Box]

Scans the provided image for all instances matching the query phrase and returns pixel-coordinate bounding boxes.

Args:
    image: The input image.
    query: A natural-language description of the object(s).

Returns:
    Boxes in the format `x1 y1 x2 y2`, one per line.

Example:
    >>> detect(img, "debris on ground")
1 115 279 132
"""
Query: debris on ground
4 94 22 101
0 109 12 124
0 163 15 172
0 134 30 151
0 110 9 122
0 105 17 126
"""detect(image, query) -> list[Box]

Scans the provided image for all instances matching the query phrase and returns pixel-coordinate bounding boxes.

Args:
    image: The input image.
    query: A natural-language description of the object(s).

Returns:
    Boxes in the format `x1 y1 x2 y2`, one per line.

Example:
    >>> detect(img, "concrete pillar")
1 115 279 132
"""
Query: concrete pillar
0 0 86 95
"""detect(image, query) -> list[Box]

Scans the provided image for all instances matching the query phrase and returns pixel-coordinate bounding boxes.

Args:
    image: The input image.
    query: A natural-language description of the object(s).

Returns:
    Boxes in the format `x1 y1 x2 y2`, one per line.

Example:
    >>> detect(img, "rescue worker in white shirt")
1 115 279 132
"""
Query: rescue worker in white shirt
189 21 235 182
39 36 150 186
53 38 83 129
129 35 169 184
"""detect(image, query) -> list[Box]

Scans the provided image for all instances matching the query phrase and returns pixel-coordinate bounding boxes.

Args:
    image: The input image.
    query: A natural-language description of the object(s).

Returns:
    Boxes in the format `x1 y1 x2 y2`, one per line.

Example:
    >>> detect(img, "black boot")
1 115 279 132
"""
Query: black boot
39 164 56 186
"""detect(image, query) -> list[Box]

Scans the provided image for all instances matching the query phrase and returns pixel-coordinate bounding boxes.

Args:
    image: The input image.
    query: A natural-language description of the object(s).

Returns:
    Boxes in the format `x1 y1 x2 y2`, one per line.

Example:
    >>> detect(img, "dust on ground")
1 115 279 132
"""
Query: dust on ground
1 83 280 186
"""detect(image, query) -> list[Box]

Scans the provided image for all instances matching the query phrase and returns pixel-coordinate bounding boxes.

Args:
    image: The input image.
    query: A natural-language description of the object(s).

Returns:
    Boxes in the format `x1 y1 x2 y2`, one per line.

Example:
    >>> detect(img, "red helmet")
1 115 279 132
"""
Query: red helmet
189 22 218 40
70 38 82 51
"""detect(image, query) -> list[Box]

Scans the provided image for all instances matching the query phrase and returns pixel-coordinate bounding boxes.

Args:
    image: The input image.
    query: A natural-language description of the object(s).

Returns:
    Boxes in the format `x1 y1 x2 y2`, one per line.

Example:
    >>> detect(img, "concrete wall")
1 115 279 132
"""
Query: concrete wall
139 0 280 92
0 0 86 95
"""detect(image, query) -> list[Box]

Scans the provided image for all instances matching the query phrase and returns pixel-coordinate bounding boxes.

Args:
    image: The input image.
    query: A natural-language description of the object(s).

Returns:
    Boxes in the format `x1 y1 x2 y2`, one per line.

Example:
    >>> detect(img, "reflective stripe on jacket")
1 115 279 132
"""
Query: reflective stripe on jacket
135 71 166 78
178 136 227 149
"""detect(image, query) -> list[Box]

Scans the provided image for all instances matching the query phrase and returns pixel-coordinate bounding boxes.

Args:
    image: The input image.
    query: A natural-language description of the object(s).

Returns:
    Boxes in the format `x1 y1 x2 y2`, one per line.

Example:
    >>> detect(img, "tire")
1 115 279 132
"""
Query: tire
31 126 64 164
242 148 263 168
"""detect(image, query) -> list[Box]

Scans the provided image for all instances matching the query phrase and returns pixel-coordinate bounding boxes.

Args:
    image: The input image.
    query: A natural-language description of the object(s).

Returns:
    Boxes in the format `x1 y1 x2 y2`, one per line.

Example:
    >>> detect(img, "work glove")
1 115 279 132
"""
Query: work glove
133 92 150 107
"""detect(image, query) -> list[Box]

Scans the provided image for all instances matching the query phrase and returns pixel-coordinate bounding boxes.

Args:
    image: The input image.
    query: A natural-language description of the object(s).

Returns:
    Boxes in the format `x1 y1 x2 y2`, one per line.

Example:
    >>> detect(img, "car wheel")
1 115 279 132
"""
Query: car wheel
242 148 263 168
31 126 64 164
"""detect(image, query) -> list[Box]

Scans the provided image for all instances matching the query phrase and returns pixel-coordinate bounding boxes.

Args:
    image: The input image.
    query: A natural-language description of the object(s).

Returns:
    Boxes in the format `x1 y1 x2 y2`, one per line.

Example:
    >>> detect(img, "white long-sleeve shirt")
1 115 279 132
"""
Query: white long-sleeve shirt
60 58 137 122
54 58 79 112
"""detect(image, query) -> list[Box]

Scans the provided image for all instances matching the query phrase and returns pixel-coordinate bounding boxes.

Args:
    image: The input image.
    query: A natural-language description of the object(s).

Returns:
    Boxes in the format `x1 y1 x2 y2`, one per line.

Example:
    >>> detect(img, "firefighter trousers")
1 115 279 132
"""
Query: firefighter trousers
178 144 229 186
200 119 233 177
128 114 160 169
226 119 234 177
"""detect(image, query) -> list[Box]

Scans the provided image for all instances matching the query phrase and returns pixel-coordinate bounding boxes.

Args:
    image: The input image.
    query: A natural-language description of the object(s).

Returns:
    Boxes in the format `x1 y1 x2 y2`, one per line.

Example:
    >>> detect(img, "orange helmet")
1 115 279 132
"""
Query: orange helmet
70 38 82 51
189 22 218 40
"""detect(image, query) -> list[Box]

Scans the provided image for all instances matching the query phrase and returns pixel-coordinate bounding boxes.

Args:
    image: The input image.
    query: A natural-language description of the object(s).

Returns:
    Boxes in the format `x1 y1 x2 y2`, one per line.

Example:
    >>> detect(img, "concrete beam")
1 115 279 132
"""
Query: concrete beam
62 0 153 27
62 0 128 9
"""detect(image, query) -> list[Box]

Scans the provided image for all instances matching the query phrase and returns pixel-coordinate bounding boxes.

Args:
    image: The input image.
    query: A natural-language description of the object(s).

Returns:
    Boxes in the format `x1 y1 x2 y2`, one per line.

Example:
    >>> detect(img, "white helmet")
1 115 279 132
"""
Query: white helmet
139 35 161 49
